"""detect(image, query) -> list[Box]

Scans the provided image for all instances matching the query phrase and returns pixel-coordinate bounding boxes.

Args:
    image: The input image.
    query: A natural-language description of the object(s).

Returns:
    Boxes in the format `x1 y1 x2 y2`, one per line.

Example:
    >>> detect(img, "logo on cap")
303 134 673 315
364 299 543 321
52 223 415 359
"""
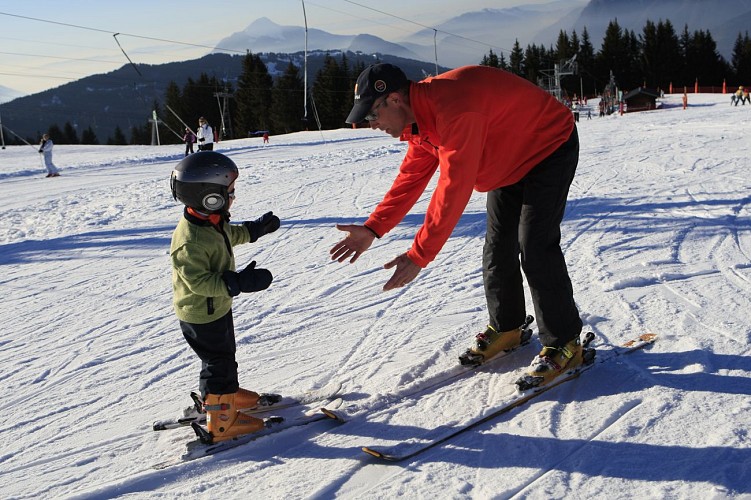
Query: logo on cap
374 80 387 93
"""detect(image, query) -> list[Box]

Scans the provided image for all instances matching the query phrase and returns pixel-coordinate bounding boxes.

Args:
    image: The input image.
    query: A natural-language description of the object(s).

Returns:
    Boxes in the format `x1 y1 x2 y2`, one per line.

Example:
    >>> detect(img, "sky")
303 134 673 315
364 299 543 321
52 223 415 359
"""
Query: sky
1 92 749 497
0 0 530 96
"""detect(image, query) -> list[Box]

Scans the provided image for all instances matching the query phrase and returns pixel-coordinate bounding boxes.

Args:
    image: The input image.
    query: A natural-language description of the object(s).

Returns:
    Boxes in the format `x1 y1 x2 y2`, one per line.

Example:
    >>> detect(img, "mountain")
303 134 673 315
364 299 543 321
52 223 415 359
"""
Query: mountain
216 6 589 69
0 84 24 104
0 52 446 142
215 17 425 61
216 1 745 71
404 1 589 67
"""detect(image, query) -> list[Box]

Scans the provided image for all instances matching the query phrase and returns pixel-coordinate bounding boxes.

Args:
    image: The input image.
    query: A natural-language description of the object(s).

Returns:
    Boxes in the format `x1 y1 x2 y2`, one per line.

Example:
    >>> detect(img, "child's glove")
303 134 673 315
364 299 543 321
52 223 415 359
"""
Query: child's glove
222 261 273 296
244 212 280 242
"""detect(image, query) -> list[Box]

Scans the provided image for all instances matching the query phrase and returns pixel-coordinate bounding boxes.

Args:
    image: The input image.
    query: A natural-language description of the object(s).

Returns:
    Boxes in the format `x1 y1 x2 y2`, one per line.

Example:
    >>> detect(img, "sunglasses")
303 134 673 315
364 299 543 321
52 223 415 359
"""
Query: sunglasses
364 98 388 122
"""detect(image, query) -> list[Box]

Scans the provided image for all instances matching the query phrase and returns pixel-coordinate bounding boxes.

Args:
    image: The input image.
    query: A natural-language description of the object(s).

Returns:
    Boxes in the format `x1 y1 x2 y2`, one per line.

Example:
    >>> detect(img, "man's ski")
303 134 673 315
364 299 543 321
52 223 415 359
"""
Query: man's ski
152 398 343 469
152 380 342 431
360 333 657 462
322 316 535 423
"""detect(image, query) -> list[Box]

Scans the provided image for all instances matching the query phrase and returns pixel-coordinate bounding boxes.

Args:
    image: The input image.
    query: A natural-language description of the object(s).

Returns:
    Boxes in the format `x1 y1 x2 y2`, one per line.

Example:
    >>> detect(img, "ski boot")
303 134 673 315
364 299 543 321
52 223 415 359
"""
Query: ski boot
183 388 282 419
235 388 282 410
192 392 272 444
459 315 534 366
515 332 596 391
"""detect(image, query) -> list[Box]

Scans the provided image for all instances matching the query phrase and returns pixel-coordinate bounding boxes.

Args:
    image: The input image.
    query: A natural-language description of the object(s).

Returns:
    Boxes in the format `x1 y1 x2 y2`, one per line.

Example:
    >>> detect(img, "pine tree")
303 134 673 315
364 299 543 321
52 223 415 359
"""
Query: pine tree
480 49 500 68
312 53 351 129
163 81 185 137
46 124 64 144
555 30 573 62
62 122 79 144
654 20 682 91
235 52 273 136
578 27 597 96
108 126 127 145
183 74 222 135
270 61 305 134
596 20 632 90
523 44 546 83
498 52 508 70
683 28 730 88
509 40 524 76
731 31 751 85
80 126 99 145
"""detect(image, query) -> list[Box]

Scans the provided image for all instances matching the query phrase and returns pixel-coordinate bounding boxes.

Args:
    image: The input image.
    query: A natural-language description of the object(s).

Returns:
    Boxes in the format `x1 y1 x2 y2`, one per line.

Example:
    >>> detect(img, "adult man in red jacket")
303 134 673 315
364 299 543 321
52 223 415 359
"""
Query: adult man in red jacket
330 63 583 387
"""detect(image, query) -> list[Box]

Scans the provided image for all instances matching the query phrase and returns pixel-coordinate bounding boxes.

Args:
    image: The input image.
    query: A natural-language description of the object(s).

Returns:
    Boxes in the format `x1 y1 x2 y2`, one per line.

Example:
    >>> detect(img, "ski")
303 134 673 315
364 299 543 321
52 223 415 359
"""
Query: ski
152 398 343 469
360 333 657 462
152 380 342 431
322 316 536 423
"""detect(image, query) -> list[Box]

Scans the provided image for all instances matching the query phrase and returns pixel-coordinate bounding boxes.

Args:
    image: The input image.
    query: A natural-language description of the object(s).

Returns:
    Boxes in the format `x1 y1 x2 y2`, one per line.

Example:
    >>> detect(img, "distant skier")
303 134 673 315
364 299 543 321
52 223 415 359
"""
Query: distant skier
183 127 196 156
196 117 214 151
169 151 281 443
38 134 60 178
331 64 584 389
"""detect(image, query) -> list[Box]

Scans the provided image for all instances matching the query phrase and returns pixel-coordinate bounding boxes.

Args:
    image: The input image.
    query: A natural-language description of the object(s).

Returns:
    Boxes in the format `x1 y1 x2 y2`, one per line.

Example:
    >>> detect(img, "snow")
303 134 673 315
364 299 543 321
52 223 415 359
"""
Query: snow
1 93 750 499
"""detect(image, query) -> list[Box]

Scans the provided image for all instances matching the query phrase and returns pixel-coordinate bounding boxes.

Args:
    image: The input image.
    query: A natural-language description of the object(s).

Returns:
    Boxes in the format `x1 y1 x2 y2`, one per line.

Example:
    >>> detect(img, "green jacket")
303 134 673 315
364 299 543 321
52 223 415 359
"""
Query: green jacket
170 211 252 324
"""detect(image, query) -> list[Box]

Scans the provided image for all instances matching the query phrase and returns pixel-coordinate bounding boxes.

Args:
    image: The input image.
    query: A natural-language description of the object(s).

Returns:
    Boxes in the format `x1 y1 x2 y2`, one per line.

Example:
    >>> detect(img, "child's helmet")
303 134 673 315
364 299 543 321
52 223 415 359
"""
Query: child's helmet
170 151 238 212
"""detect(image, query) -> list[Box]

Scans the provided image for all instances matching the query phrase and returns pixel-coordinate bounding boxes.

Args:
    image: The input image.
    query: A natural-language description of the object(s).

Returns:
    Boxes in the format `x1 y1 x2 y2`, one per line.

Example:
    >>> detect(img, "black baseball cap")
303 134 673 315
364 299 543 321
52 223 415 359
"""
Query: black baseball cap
346 63 409 124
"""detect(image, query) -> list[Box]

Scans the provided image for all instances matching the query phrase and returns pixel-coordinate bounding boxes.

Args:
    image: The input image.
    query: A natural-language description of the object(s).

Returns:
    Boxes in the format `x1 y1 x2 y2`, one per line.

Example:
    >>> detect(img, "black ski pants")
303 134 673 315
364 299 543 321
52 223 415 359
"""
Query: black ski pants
483 126 582 347
179 310 239 397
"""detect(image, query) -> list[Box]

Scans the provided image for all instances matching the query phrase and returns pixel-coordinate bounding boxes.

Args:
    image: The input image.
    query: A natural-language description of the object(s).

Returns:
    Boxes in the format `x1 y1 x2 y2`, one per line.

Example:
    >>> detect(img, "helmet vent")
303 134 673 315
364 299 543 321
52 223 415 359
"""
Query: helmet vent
202 194 225 211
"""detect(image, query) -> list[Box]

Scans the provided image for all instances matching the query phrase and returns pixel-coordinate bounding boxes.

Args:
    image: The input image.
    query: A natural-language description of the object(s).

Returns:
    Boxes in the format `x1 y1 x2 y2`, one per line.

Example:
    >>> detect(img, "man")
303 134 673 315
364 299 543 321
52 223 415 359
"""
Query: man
329 63 583 388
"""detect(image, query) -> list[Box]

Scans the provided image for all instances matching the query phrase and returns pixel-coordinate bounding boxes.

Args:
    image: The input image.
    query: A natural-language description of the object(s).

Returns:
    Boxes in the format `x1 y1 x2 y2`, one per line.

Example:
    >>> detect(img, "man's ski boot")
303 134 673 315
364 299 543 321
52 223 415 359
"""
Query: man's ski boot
459 315 534 366
191 392 283 444
515 332 596 391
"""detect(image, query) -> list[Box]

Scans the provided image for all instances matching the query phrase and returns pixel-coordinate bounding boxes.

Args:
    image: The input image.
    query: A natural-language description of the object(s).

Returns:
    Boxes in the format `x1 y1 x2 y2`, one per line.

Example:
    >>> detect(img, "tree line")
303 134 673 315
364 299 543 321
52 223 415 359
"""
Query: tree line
31 18 751 145
482 19 750 99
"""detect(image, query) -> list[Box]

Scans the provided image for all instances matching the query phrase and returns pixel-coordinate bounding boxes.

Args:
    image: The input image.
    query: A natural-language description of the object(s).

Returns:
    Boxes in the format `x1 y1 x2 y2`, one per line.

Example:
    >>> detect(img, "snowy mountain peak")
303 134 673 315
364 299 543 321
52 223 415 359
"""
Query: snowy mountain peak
242 16 286 38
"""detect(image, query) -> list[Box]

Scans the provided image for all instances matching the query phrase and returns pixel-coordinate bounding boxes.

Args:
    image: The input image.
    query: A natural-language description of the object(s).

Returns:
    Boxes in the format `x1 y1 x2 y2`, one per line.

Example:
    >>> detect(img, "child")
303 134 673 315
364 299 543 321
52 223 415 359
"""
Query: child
183 127 196 156
169 151 281 443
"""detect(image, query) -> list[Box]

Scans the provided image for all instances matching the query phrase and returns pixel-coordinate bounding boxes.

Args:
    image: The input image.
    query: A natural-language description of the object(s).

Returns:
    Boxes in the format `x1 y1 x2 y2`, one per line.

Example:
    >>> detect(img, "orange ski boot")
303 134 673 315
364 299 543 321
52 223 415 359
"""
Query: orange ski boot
203 392 266 443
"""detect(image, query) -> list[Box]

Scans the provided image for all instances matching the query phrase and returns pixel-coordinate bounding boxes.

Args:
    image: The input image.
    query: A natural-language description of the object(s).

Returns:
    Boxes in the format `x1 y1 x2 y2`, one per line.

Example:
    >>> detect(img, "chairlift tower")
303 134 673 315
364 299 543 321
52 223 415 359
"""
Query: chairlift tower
539 54 577 102
150 110 160 146
214 87 234 139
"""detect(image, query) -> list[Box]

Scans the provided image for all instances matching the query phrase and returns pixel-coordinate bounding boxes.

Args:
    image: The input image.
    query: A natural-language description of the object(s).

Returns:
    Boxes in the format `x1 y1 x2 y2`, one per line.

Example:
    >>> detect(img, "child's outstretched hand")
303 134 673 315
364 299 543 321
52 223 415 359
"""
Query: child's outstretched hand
244 212 280 242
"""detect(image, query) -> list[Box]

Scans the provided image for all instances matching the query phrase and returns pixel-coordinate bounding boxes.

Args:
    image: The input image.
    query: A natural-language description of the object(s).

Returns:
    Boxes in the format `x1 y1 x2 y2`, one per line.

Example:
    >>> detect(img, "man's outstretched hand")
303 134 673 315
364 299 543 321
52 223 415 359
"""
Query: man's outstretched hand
329 224 376 264
382 253 421 291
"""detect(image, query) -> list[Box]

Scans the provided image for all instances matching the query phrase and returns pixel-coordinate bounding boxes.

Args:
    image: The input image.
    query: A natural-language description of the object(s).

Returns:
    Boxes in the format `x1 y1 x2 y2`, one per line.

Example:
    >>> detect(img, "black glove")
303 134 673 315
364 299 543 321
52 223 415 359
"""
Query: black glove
38 149 43 153
198 137 205 142
222 261 273 297
244 212 280 242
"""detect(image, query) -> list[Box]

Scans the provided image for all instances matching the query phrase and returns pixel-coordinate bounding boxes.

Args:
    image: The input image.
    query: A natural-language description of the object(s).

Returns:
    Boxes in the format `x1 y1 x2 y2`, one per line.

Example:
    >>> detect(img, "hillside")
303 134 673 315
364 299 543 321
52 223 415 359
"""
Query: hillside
1 93 749 498
0 52 447 143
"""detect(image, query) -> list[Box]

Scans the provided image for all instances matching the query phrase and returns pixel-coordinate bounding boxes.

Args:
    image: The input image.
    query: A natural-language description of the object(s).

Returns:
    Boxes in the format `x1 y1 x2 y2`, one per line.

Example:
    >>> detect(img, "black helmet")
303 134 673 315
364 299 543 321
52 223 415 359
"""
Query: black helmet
170 151 238 213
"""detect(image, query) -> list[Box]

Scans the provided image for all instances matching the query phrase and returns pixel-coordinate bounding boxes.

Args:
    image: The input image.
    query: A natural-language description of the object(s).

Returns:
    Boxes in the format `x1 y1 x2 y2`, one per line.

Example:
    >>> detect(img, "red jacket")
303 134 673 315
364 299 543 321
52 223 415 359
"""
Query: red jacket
364 65 574 268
